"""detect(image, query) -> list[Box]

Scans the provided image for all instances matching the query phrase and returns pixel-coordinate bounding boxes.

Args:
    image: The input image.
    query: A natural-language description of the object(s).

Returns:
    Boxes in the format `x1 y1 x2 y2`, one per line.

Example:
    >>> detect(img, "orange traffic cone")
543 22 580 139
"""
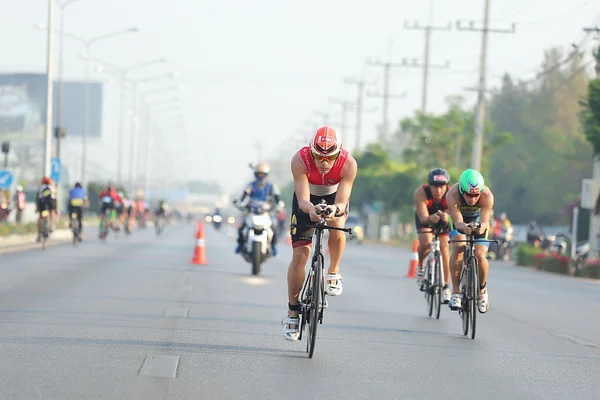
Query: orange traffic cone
405 239 419 278
190 221 208 265
285 228 292 245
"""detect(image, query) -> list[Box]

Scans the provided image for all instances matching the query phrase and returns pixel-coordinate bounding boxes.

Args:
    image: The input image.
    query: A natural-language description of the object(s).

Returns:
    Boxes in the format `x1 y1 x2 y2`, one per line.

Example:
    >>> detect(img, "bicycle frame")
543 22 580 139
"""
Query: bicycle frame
449 223 498 339
289 207 353 358
419 226 446 319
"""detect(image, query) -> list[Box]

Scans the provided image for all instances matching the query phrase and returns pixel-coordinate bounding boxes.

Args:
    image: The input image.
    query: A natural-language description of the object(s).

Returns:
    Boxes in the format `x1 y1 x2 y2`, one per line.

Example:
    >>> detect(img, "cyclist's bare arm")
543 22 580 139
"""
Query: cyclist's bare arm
291 153 312 214
413 186 430 225
446 184 464 225
477 188 495 231
332 156 357 214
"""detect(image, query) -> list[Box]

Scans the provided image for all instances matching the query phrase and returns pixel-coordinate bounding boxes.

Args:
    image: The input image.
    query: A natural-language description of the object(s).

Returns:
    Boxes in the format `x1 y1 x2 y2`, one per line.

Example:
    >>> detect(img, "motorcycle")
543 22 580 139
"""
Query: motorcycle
234 199 275 275
212 214 223 231
0 202 10 223
488 228 514 261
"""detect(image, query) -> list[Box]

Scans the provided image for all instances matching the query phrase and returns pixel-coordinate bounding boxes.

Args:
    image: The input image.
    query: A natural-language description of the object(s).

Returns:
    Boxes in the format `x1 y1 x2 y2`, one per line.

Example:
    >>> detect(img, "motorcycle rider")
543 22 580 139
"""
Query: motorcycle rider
235 162 283 256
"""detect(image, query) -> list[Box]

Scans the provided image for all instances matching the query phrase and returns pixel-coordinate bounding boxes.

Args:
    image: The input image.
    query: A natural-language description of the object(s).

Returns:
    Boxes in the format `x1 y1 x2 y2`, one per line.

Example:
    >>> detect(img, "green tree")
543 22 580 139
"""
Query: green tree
488 46 591 224
582 47 600 154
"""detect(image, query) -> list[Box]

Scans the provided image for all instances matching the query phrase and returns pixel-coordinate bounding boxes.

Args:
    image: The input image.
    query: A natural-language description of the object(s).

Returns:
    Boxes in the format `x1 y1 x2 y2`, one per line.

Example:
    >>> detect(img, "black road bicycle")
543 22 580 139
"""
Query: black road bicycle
449 222 498 339
290 205 352 358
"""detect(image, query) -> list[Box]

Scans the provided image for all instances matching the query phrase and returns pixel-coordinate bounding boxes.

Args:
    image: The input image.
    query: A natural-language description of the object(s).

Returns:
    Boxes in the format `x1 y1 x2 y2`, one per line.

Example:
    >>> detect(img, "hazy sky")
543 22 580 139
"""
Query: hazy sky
1 0 599 191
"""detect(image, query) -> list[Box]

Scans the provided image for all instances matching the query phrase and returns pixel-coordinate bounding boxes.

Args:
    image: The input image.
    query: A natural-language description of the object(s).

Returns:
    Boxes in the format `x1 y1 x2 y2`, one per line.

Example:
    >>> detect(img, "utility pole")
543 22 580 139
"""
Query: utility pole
364 59 406 142
329 98 356 141
344 76 377 151
456 0 516 171
365 36 407 141
404 20 452 115
584 26 600 259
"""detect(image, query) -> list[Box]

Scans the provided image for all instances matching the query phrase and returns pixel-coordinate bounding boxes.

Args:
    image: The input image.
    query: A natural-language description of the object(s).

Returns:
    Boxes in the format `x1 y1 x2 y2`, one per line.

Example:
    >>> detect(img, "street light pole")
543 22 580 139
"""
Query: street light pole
83 56 167 185
77 27 139 185
56 0 83 162
43 0 55 178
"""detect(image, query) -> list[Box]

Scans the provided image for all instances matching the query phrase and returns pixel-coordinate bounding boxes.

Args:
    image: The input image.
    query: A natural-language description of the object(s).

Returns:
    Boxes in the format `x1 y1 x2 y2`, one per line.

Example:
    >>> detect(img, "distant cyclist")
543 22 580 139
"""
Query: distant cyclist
68 182 88 241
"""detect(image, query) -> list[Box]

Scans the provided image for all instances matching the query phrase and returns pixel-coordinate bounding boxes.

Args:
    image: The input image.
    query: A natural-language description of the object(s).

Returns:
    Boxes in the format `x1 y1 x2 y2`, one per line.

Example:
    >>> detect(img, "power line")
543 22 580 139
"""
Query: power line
403 20 452 114
365 58 407 142
344 76 377 151
456 0 517 171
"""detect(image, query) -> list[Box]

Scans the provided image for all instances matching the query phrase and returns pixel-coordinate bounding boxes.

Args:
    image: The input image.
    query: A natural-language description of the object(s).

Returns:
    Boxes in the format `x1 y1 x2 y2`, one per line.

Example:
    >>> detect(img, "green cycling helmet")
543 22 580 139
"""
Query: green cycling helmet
458 169 485 195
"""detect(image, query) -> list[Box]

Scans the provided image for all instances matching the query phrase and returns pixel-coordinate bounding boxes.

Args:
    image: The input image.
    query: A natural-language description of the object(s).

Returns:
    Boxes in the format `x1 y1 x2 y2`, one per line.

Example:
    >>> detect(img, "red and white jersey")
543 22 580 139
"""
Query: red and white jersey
298 145 349 196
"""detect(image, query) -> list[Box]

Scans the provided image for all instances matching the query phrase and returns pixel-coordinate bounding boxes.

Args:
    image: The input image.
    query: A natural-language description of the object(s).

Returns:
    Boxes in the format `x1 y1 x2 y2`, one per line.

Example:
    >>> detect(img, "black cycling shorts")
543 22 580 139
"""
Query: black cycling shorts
101 202 116 214
289 191 348 248
37 197 56 213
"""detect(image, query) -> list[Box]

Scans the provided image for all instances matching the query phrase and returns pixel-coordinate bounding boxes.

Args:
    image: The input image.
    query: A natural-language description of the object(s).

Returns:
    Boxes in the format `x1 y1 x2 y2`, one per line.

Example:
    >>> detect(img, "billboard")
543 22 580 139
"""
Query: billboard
0 73 103 141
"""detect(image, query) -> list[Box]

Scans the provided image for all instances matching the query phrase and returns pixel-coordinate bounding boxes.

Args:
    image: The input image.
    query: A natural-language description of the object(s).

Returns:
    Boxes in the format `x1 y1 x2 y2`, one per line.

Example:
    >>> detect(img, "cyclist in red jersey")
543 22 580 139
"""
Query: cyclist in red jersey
413 168 452 303
282 126 358 342
98 184 122 237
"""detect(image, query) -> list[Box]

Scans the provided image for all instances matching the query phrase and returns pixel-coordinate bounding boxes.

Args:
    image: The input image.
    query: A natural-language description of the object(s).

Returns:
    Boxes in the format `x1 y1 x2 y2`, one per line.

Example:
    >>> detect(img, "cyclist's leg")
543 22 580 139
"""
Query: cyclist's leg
109 207 116 227
76 206 83 235
416 215 433 268
325 194 347 296
439 231 452 302
474 230 491 313
282 192 314 341
99 204 107 235
270 214 278 254
36 199 42 238
415 215 432 284
448 227 466 310
51 198 57 229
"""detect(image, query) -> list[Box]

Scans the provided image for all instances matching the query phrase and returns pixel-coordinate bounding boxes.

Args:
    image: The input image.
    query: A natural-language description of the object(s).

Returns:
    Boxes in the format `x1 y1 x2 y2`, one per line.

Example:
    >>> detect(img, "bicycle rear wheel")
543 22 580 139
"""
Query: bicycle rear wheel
42 217 48 251
469 256 479 339
307 254 322 358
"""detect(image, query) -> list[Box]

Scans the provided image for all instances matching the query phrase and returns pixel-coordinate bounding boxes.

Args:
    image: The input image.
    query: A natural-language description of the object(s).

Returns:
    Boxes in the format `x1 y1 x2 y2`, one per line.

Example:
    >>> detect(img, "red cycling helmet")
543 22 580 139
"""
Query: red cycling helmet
40 176 53 185
309 126 342 157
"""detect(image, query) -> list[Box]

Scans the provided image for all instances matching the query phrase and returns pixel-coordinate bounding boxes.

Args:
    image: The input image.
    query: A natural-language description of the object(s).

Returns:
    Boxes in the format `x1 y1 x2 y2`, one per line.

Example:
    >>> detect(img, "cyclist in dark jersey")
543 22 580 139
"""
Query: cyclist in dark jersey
446 169 494 314
413 168 451 303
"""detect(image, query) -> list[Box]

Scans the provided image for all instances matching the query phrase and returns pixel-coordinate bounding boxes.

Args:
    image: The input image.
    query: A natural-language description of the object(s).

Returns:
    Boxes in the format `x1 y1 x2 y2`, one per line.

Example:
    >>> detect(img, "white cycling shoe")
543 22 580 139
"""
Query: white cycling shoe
449 293 462 311
281 316 300 341
442 287 451 304
478 290 489 313
325 273 343 296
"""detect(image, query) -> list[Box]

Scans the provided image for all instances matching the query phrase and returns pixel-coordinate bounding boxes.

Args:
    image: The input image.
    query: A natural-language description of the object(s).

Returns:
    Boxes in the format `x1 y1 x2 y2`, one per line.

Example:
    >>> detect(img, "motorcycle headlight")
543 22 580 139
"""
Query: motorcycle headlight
213 215 222 223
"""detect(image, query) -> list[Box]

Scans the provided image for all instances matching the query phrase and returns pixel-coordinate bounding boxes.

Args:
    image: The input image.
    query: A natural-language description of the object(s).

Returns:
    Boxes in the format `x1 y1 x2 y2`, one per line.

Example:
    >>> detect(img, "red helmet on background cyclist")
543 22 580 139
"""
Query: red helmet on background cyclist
309 126 342 162
40 177 53 185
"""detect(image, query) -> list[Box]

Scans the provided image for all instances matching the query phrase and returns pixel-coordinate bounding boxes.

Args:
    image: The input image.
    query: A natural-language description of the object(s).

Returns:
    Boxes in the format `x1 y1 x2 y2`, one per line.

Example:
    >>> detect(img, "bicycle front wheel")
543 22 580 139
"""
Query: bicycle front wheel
425 259 434 317
308 254 323 358
434 254 442 320
469 256 479 339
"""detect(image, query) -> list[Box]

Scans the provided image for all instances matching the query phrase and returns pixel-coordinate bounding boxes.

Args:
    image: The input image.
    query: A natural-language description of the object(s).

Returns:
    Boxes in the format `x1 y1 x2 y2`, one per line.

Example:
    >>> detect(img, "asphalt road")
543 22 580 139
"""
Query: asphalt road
0 221 598 399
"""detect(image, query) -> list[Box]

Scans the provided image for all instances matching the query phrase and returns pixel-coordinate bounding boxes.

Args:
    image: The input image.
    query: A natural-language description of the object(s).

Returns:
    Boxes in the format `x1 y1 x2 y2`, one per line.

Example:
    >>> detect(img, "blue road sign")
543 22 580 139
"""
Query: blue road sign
51 157 61 183
0 170 14 189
